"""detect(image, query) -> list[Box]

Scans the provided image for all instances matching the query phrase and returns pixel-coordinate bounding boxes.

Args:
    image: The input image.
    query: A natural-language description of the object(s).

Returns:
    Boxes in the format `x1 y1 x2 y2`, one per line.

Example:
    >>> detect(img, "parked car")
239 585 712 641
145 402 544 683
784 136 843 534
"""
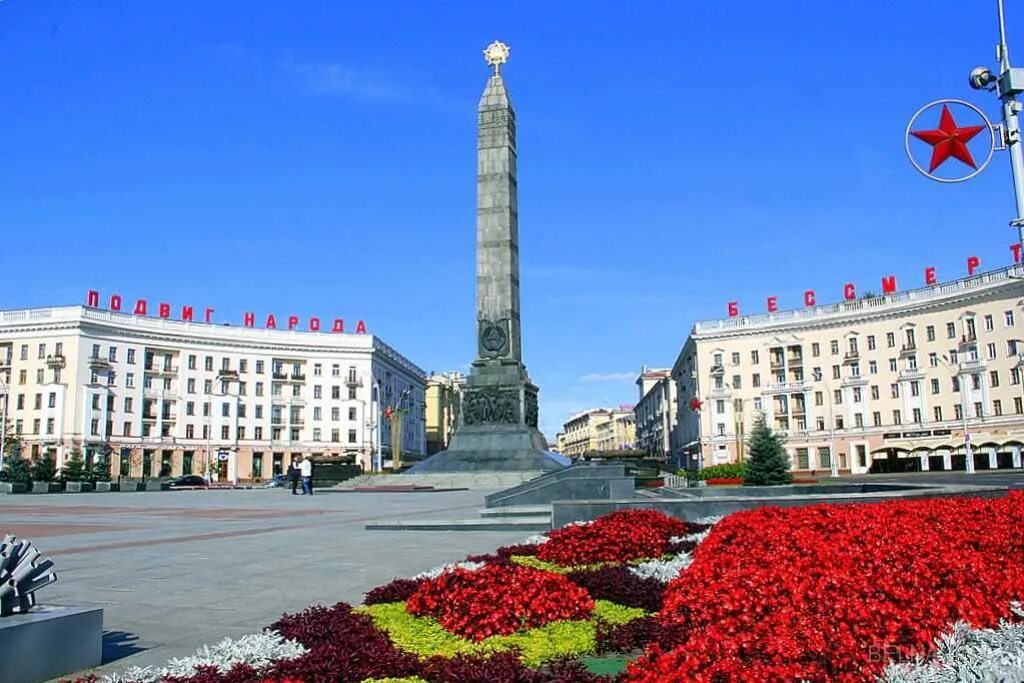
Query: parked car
263 474 287 488
168 475 209 488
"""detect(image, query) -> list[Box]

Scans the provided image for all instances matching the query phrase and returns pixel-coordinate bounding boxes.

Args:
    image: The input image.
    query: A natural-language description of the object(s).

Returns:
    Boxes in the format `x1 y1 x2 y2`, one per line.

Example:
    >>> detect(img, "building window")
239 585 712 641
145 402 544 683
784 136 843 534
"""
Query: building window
221 402 230 417
122 421 131 436
994 399 1003 416
796 448 809 469
732 375 741 389
910 381 920 397
183 451 194 474
868 360 877 375
988 343 997 360
290 427 299 441
854 413 863 427
255 405 263 419
1010 340 1019 357
187 378 196 394
186 424 194 439
188 355 197 370
36 369 43 383
908 355 917 370
832 365 840 380
313 427 322 441
811 343 820 357
1006 311 1016 327
717 423 726 436
850 363 860 377
833 389 842 404
930 378 940 394
814 391 823 406
1016 397 1023 414
331 407 340 421
892 410 902 425
888 358 897 372
885 332 894 347
925 325 935 342
716 400 725 414
872 411 881 427
19 345 28 361
331 428 340 442
984 314 994 331
205 356 214 371
331 386 340 400
348 386 357 399
972 374 981 391
314 363 322 376
221 425 230 439
751 350 759 364
18 370 25 385
830 340 839 355
852 387 862 403
314 385 322 399
125 372 134 388
933 406 943 421
47 392 56 408
731 352 740 365
947 322 956 338
752 373 761 388
332 364 340 377
15 395 23 410
954 404 963 420
348 429 357 443
32 419 39 435
974 401 983 417
255 382 264 397
952 376 960 392
911 408 921 423
34 394 41 409
928 352 938 367
202 402 210 417
348 407 357 420
891 383 899 399
255 426 263 440
818 447 831 468
256 360 264 374
204 379 213 394
990 370 1000 388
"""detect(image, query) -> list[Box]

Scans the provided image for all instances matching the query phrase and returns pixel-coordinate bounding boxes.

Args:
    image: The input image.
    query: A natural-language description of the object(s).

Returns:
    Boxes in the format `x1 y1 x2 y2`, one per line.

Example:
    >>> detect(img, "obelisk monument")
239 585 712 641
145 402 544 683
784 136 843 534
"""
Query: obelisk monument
409 42 565 473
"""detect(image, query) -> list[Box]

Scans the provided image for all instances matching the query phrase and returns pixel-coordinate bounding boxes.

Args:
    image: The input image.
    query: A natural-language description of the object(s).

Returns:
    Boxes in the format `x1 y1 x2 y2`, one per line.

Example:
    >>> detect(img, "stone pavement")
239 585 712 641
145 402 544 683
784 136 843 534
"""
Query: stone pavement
0 488 529 678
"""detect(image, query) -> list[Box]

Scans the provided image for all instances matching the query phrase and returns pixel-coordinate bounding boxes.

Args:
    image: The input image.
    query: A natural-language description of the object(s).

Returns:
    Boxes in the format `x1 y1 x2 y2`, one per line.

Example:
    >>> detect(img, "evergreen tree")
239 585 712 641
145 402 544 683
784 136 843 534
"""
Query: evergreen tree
89 452 112 482
61 449 87 482
743 414 793 486
2 453 32 484
32 455 57 482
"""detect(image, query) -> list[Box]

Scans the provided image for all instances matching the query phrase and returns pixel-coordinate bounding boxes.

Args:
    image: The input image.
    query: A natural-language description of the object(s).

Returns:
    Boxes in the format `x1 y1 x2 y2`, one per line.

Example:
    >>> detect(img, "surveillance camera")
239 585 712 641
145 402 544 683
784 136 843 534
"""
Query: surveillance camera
969 66 996 90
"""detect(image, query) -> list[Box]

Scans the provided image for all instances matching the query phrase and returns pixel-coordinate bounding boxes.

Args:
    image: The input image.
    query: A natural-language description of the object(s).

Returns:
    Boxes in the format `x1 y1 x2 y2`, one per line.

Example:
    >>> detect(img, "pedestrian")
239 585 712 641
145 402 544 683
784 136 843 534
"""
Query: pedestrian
287 459 299 495
299 455 313 496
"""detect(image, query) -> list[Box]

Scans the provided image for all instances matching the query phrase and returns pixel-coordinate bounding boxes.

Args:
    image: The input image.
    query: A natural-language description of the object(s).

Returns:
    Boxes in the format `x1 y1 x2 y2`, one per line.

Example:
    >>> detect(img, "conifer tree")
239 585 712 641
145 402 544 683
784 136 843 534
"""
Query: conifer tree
743 414 793 486
61 449 87 482
32 455 57 482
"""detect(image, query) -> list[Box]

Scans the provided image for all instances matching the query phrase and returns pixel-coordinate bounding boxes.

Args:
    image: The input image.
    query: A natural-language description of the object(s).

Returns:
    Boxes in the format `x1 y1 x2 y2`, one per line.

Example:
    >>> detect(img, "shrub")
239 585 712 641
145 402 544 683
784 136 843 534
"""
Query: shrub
364 578 424 606
406 564 594 641
32 455 57 482
61 450 88 482
686 462 746 481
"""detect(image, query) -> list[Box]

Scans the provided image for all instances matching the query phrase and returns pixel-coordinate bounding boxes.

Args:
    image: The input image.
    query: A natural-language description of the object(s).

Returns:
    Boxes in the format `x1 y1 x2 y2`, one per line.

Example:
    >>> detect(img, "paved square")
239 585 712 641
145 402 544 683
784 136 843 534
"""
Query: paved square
0 488 528 677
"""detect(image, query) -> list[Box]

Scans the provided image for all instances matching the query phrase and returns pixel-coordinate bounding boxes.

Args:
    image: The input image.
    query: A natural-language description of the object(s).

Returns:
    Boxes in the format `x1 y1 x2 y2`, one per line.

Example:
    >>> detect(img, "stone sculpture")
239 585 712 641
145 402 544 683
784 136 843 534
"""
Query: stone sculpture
0 535 57 616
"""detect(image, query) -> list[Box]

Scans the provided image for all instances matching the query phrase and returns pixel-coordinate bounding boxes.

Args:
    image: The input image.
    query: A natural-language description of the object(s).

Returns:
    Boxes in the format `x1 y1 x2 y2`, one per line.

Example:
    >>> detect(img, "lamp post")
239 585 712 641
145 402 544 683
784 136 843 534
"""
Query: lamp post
938 355 975 473
0 376 8 474
215 370 240 484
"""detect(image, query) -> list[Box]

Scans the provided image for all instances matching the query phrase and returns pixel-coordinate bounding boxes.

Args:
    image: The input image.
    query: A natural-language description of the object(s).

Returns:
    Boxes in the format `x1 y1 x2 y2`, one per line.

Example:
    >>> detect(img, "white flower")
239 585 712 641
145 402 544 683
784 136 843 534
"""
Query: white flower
564 520 593 528
101 631 306 683
520 533 549 546
694 515 724 526
879 606 1024 682
412 560 485 581
629 553 694 583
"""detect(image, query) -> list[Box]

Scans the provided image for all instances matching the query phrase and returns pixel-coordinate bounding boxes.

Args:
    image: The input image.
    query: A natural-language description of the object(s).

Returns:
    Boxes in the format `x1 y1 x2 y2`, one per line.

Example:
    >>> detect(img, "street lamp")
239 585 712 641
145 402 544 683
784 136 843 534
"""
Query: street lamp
938 355 975 474
0 376 8 474
215 370 240 484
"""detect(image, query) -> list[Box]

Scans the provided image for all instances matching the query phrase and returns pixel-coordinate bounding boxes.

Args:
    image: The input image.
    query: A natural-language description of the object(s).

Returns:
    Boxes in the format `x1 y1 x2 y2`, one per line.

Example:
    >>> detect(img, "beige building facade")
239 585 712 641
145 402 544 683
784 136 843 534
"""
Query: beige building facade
595 409 636 452
560 409 612 457
672 265 1024 475
424 371 464 455
0 306 426 481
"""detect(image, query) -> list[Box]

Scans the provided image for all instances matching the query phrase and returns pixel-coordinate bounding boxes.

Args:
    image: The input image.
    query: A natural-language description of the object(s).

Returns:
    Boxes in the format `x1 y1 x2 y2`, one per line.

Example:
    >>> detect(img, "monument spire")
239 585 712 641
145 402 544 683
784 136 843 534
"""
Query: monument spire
406 41 564 474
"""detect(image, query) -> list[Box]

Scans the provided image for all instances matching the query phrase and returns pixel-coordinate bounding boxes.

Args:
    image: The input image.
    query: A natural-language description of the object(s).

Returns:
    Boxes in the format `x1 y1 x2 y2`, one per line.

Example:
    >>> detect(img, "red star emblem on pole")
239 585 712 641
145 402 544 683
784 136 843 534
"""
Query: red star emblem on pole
910 104 986 172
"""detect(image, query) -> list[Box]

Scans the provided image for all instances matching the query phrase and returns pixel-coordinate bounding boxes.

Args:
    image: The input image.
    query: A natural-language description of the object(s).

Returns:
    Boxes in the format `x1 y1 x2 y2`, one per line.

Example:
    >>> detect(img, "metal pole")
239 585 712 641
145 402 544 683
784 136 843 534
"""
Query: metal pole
995 0 1024 242
828 393 839 477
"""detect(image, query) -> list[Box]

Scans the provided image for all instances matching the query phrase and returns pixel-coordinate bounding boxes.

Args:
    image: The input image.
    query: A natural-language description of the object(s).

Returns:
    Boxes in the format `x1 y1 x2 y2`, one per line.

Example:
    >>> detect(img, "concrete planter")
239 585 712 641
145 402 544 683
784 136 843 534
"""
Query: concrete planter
64 481 94 493
31 482 62 494
0 481 29 494
121 482 146 492
144 480 168 491
93 481 119 492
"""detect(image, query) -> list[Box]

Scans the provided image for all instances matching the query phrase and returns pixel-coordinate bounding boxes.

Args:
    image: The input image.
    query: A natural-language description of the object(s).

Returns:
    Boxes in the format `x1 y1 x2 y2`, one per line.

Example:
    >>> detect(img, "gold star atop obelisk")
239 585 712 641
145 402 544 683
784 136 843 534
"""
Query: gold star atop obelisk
483 40 510 75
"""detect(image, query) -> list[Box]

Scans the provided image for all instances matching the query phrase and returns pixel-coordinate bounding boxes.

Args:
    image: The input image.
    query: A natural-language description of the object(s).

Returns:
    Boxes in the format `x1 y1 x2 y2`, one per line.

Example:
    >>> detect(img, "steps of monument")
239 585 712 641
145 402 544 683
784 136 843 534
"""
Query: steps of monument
338 472 542 490
478 505 552 518
364 516 552 532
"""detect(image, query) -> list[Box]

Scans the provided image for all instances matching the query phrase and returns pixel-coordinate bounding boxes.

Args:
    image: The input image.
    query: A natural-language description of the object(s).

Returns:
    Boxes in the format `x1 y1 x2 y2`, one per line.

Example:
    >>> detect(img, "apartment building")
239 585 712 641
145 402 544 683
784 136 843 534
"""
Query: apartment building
424 371 465 455
594 408 636 452
672 264 1024 474
0 306 426 481
634 367 676 459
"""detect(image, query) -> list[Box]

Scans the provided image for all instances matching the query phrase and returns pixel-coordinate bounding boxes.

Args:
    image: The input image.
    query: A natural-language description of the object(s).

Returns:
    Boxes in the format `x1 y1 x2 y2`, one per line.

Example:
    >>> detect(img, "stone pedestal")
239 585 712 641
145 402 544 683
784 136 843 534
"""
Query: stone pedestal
65 481 94 493
0 606 102 683
0 482 28 494
30 482 61 494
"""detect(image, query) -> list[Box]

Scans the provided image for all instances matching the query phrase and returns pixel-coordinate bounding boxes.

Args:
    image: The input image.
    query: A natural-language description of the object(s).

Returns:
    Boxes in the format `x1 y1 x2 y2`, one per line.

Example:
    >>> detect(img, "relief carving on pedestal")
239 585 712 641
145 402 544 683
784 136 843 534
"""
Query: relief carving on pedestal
478 318 510 359
462 386 519 426
524 391 538 429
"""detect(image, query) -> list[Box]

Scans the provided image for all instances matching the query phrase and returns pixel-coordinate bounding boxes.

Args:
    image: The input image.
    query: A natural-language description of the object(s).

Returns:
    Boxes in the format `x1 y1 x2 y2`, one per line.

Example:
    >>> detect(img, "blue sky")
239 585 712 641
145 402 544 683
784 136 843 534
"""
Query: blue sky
1 0 1021 437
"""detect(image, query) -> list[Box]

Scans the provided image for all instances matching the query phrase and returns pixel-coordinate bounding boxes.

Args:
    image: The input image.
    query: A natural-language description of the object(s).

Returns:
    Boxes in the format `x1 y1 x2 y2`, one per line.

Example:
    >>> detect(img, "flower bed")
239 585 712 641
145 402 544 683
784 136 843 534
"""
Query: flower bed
626 492 1024 682
704 477 742 485
86 497 1024 683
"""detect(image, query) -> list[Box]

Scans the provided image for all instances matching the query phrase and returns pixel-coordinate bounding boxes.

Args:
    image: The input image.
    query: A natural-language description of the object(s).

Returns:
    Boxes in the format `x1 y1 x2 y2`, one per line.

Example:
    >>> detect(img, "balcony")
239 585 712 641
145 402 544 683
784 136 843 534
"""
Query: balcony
763 380 807 393
217 369 240 381
272 372 288 380
709 364 725 376
842 350 859 363
345 376 363 387
46 354 66 368
787 354 804 365
899 343 917 358
291 373 306 381
769 357 785 370
959 333 978 347
145 364 178 375
88 355 111 369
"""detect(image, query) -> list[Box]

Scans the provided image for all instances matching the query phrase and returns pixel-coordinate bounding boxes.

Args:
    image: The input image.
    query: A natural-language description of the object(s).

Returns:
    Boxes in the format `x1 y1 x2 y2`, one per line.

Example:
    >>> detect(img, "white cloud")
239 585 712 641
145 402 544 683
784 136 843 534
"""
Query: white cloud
579 371 635 383
281 58 407 102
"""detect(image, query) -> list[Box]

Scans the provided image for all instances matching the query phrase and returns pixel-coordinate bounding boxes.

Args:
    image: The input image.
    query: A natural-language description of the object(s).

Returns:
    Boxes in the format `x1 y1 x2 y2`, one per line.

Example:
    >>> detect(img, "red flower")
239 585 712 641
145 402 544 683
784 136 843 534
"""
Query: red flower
626 492 1024 682
536 509 689 567
406 563 594 641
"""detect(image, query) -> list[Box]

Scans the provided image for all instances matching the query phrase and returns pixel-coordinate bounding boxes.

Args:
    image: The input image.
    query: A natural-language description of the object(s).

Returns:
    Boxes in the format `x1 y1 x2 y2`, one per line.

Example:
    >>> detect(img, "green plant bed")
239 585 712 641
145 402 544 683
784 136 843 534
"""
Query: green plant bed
582 656 631 675
357 600 645 667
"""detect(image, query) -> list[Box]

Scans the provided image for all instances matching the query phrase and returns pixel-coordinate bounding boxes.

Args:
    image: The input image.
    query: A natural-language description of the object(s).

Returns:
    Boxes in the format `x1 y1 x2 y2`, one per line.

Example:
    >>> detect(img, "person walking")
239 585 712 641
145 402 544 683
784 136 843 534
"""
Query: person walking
287 459 299 495
299 455 313 496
